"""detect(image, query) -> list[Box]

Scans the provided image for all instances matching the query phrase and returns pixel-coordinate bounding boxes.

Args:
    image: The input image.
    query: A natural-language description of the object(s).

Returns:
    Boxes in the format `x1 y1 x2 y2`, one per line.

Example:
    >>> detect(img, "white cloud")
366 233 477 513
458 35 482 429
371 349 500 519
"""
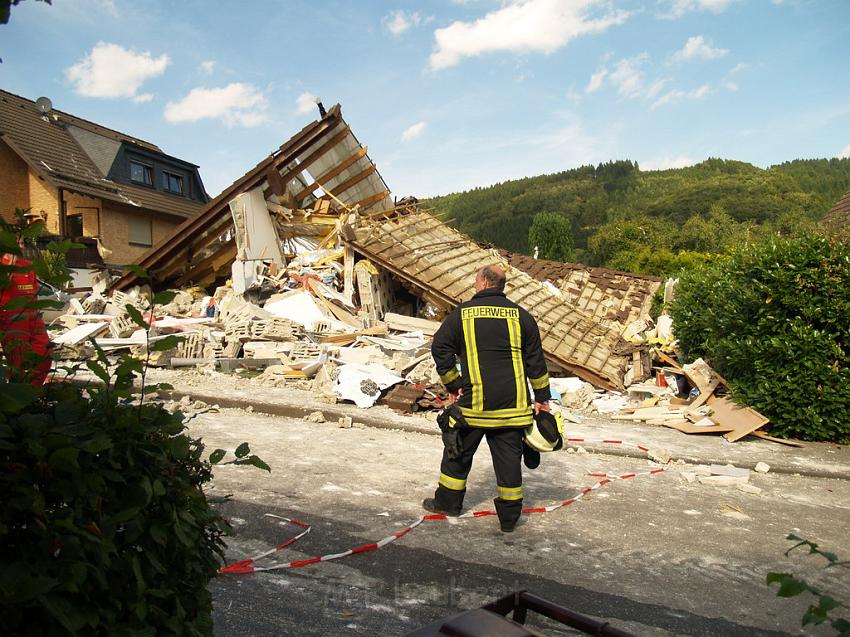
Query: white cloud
691 83 710 99
645 78 668 99
586 54 669 101
609 54 649 98
199 60 216 75
96 0 118 16
401 121 427 142
839 144 850 159
132 94 153 104
651 83 711 109
661 0 736 18
641 155 698 170
66 42 169 100
673 35 728 61
725 81 739 91
729 63 749 74
383 10 422 35
430 0 629 70
164 83 269 127
295 92 318 115
586 68 607 93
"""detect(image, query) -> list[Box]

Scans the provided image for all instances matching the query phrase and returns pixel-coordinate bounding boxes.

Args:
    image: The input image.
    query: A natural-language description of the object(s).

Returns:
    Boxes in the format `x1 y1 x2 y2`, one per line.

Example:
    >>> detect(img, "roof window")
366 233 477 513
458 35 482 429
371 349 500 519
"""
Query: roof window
130 160 152 186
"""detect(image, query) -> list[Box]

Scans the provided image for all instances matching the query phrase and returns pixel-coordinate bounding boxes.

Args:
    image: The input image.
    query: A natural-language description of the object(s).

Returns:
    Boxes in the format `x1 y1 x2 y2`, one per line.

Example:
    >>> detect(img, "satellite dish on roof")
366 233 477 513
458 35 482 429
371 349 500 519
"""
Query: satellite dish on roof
35 96 53 115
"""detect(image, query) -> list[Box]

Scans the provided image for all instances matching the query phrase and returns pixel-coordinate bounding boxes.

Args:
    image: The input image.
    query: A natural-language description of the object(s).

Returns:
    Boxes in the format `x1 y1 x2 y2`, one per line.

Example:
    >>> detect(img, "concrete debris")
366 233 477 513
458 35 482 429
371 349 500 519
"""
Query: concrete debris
609 351 774 444
338 416 353 428
738 484 763 495
698 475 749 486
647 448 672 464
709 464 751 479
305 411 326 423
754 462 771 474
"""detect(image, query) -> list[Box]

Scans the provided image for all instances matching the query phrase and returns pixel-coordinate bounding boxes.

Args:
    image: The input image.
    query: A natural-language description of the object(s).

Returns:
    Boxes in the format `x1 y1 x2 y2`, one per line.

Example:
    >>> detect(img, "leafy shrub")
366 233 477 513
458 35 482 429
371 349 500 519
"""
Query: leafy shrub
608 247 715 278
670 234 850 442
0 239 268 634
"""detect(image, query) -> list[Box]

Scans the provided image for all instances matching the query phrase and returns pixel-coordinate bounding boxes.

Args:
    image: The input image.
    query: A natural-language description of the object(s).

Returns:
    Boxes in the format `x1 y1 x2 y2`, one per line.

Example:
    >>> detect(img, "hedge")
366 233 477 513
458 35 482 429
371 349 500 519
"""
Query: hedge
669 234 850 443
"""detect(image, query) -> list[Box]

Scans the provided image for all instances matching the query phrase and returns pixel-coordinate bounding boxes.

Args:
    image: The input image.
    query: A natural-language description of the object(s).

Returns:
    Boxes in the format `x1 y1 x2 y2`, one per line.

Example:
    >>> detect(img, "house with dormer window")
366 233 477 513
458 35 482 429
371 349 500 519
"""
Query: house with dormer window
0 89 208 276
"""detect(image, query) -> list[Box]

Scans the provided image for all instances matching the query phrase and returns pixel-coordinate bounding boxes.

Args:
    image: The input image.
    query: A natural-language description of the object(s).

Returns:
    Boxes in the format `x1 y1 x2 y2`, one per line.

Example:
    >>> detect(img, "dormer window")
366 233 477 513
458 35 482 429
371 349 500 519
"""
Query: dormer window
130 160 152 185
162 171 184 194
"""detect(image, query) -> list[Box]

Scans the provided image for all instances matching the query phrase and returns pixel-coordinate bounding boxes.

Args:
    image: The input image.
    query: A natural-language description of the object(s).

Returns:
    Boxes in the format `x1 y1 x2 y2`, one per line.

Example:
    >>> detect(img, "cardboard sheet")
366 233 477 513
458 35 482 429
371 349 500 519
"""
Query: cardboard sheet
706 395 770 442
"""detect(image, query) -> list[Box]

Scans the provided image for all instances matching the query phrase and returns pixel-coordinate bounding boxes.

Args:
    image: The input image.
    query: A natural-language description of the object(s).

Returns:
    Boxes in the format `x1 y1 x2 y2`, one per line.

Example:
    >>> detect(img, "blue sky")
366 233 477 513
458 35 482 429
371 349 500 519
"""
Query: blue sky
2 0 849 199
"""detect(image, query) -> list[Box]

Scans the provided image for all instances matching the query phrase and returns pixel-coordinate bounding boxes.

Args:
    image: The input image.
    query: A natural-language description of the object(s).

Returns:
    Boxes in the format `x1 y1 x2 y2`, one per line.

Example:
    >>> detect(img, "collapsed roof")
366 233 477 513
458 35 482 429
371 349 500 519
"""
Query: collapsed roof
114 105 653 389
342 210 639 390
498 251 661 328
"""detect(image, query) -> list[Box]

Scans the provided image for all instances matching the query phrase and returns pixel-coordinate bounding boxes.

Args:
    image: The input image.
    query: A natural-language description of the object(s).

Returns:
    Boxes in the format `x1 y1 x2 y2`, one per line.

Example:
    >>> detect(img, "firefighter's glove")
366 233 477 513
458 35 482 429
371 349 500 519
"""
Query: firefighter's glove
437 405 468 461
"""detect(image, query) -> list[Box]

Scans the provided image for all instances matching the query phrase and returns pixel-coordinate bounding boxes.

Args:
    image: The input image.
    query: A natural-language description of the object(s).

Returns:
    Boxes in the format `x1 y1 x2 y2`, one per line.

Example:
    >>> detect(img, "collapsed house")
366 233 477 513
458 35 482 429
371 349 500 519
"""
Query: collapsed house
105 104 658 391
46 103 776 440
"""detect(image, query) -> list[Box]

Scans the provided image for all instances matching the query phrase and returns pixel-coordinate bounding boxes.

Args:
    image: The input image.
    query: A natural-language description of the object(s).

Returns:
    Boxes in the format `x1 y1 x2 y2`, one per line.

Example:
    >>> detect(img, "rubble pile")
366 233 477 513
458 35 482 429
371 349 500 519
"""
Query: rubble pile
46 102 777 443
608 352 778 444
50 249 448 410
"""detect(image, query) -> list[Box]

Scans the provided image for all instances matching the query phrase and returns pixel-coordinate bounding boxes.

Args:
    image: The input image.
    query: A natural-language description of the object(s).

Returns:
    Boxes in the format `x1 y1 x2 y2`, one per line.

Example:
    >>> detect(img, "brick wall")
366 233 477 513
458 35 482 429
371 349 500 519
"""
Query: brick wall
27 171 59 234
100 201 183 264
0 139 31 223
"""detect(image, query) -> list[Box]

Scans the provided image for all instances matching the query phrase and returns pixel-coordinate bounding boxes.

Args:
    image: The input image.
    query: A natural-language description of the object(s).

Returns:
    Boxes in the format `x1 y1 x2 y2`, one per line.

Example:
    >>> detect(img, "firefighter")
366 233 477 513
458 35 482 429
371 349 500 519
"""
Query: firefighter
0 229 50 385
424 264 551 532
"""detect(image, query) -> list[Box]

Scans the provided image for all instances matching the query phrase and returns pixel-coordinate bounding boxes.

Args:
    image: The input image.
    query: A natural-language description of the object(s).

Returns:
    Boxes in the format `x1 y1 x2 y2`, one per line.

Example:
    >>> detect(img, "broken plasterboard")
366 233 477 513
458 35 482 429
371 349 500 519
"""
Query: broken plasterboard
51 321 109 345
334 362 404 408
229 188 284 264
264 290 331 330
383 313 441 337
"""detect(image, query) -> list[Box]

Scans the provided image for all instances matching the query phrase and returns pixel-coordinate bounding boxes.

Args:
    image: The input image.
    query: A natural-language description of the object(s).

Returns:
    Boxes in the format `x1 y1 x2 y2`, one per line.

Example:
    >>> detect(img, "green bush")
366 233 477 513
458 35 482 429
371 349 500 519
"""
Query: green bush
0 238 268 634
0 374 225 635
670 234 850 442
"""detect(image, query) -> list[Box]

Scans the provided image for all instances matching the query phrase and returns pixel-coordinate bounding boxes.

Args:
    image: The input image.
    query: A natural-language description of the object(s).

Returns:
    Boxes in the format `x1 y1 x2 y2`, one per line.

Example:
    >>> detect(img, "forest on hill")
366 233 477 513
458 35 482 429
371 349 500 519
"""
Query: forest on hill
426 158 850 276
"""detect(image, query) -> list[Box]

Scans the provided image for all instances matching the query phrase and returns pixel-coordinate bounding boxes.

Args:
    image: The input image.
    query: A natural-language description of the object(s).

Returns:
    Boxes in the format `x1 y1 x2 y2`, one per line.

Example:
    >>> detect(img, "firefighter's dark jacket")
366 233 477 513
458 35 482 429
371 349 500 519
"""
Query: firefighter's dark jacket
432 288 551 428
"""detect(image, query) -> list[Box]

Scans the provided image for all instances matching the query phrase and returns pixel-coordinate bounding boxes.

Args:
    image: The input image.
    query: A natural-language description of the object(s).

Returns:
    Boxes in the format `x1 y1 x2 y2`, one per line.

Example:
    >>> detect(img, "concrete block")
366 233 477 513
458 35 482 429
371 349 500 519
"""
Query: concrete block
698 475 749 486
738 484 762 495
648 448 672 464
709 464 750 479
754 462 770 474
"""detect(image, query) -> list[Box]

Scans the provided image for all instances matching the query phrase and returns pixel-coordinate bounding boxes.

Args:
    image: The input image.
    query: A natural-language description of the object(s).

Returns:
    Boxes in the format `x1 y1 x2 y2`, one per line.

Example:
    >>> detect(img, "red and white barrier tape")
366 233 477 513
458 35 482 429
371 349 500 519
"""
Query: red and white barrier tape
219 438 666 574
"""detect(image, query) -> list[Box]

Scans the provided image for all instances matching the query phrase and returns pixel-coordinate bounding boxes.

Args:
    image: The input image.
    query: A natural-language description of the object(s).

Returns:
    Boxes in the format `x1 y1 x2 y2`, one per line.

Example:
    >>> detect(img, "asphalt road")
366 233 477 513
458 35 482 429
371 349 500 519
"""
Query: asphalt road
189 408 850 636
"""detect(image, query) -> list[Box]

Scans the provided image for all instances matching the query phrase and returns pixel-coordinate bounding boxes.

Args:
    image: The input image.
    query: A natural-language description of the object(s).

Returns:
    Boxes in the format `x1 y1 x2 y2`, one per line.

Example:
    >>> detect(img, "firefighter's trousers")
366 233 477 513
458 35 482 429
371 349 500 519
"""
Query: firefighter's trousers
433 427 523 528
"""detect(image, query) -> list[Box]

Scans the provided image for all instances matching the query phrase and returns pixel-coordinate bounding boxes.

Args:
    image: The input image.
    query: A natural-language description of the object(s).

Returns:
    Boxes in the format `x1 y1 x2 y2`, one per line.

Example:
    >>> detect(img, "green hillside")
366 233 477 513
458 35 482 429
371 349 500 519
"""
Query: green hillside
427 158 850 276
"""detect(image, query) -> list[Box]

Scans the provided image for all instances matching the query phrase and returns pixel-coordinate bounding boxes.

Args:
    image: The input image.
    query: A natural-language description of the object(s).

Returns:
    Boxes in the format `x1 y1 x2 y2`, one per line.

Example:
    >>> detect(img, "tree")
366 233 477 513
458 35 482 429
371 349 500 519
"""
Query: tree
528 212 574 262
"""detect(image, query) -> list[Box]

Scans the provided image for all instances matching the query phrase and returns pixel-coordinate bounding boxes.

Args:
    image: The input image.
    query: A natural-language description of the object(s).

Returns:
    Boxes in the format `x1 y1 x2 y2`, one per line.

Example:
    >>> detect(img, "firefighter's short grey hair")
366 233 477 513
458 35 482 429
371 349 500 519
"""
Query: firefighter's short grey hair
478 265 506 291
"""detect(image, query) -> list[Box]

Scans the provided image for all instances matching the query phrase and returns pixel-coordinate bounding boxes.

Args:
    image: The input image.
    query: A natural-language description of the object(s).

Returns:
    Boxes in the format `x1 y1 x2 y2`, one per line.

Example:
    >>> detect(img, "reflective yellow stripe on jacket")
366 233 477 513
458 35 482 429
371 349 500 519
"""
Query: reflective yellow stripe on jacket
461 313 484 411
457 405 533 428
529 372 549 390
